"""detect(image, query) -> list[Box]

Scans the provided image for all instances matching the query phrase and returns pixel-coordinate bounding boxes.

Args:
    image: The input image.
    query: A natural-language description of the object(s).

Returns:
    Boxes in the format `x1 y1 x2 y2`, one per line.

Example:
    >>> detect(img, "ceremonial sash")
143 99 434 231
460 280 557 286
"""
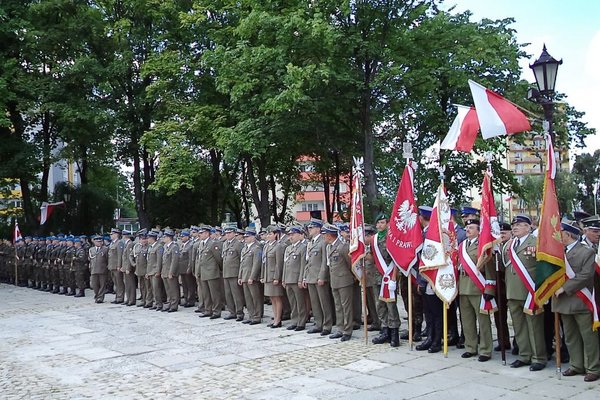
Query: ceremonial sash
372 237 396 302
459 241 497 314
508 240 539 314
565 257 600 331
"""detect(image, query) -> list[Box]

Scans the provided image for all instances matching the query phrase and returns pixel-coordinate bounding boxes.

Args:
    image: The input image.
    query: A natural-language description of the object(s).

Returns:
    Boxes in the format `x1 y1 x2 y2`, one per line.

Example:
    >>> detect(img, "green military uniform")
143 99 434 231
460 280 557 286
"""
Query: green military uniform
239 234 263 323
327 235 355 338
502 234 547 366
130 237 150 307
552 240 600 377
375 232 400 330
122 235 136 305
73 241 87 297
23 238 36 287
107 235 125 303
64 240 76 296
16 241 26 286
161 233 180 312
146 234 164 310
178 232 196 307
89 240 109 303
196 234 224 318
283 235 308 330
458 237 495 359
222 234 245 320
364 235 382 330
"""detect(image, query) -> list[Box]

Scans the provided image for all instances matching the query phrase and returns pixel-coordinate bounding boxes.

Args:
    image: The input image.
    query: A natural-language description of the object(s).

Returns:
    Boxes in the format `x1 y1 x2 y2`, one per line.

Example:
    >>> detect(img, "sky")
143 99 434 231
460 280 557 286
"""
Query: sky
441 0 600 154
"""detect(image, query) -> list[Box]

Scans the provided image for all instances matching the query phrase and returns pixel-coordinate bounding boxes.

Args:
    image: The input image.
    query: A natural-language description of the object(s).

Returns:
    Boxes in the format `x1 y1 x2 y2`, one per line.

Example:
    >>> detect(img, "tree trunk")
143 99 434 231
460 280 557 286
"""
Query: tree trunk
322 171 332 223
246 156 271 227
361 60 378 220
240 159 251 226
132 148 150 229
209 149 221 225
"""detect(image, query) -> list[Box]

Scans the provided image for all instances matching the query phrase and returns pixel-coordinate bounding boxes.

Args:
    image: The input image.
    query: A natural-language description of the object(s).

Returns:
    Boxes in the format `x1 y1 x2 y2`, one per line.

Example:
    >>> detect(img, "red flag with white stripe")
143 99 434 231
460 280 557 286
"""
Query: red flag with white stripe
468 80 531 139
477 171 501 267
349 159 365 280
387 161 423 276
40 201 65 225
440 105 480 152
13 221 22 244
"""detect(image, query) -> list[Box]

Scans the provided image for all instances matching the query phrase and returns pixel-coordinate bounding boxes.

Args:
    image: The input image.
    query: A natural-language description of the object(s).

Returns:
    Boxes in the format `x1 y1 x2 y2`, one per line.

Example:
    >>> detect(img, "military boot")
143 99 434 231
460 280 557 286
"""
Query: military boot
74 289 85 298
52 285 60 294
390 328 400 348
372 327 391 344
416 323 432 351
413 320 423 342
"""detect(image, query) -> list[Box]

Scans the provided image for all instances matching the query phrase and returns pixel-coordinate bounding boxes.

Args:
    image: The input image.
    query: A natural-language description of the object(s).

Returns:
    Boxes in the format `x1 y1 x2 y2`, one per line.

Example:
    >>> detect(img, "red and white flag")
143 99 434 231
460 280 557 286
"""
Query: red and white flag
40 201 65 225
468 80 531 139
387 161 423 276
440 105 480 152
13 221 22 244
349 158 365 280
477 171 501 267
419 183 458 303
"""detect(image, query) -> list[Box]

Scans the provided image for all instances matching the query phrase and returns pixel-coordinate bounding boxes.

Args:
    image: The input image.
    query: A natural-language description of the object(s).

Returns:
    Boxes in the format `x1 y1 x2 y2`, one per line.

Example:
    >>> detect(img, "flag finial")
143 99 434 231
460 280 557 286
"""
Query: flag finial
402 142 413 160
437 165 445 182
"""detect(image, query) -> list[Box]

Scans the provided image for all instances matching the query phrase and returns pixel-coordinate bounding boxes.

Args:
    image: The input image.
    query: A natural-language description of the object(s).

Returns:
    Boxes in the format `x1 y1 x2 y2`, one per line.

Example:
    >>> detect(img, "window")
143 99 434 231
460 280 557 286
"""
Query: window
299 163 314 172
515 163 524 173
301 203 320 212
515 152 522 160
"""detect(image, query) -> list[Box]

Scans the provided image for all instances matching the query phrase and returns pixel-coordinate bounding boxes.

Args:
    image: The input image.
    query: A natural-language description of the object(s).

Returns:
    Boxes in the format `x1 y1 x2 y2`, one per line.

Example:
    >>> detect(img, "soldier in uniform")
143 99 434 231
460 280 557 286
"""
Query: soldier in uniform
161 228 180 312
41 237 53 291
494 222 513 351
191 226 206 314
301 218 334 336
64 237 76 296
581 215 600 348
72 238 87 297
33 237 45 289
181 227 197 308
457 219 495 362
282 225 308 331
196 225 224 319
130 230 149 307
554 220 600 382
89 235 109 303
15 238 26 286
503 214 547 371
222 227 245 321
363 224 381 332
108 228 125 303
323 223 354 342
146 230 163 311
238 227 263 324
23 236 36 287
371 214 401 347
261 225 285 328
48 236 61 293
121 230 136 306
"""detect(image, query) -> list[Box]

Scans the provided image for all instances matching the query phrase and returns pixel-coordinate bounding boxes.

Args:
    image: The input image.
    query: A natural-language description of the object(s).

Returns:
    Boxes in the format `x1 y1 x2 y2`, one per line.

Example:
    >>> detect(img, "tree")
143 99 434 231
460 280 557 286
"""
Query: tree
572 150 600 214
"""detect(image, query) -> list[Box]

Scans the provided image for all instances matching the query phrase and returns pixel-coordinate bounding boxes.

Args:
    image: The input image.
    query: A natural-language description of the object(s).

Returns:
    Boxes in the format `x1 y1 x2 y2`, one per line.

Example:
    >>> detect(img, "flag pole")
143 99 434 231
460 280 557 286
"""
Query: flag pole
554 312 561 379
361 259 368 345
443 301 448 358
408 272 413 350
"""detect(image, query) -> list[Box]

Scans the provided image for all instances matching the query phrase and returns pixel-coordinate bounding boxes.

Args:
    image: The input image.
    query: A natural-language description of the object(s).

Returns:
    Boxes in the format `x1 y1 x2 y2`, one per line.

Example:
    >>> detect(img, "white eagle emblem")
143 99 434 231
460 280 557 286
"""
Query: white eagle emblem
394 200 418 233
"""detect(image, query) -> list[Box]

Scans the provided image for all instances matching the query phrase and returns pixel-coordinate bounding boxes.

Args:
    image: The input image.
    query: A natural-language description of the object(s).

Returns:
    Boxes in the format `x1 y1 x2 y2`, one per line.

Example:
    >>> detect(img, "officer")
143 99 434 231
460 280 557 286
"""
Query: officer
161 228 180 312
180 227 197 308
130 229 150 307
282 225 308 331
494 222 512 352
503 214 547 371
121 230 136 306
23 236 36 287
363 224 381 332
554 220 600 382
261 225 286 328
89 235 109 303
72 238 87 297
457 219 495 362
581 214 600 342
196 225 224 319
15 238 26 286
64 237 76 296
222 227 245 320
108 228 125 304
322 223 354 342
238 227 264 324
146 230 163 311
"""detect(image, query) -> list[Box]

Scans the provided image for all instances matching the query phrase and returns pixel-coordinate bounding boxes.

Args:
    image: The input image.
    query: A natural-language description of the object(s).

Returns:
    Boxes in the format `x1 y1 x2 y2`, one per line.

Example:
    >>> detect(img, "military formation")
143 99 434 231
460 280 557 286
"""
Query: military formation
1 210 599 382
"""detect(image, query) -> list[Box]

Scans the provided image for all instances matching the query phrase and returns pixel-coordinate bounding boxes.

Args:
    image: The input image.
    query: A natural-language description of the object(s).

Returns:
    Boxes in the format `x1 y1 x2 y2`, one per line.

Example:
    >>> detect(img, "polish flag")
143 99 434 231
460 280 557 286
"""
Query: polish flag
468 80 531 139
14 221 22 244
440 105 480 152
40 201 65 225
477 171 501 267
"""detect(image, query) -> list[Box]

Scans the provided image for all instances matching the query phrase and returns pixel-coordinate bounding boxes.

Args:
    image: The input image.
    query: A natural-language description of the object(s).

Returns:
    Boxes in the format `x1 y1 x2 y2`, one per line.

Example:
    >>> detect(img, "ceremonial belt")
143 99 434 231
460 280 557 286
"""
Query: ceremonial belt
508 241 539 314
372 237 396 302
565 257 600 331
459 241 497 314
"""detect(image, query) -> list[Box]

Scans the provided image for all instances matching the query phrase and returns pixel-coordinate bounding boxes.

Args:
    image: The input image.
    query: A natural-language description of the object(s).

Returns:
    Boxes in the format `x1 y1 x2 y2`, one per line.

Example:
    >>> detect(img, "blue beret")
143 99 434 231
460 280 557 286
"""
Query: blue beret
73 238 81 243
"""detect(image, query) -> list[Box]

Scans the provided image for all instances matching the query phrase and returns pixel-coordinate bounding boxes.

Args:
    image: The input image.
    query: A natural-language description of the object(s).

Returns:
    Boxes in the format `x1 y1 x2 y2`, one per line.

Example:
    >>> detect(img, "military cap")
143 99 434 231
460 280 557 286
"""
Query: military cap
339 223 350 232
464 219 480 226
223 226 236 233
24 236 32 240
214 227 223 234
190 225 199 232
147 230 159 238
266 225 280 233
307 218 324 228
322 223 339 235
56 233 65 238
582 215 600 230
511 214 531 225
499 222 512 231
74 238 82 243
573 210 591 221
180 229 191 237
103 235 110 241
561 219 581 236
136 228 148 237
122 230 132 237
276 222 287 232
288 225 305 235
110 228 121 234
374 213 388 223
58 237 66 242
92 235 102 241
66 236 75 242
163 228 175 237
461 206 479 216
244 227 257 236
197 225 211 233
236 228 245 235
79 235 88 239
364 224 376 234
418 206 433 217
450 208 459 215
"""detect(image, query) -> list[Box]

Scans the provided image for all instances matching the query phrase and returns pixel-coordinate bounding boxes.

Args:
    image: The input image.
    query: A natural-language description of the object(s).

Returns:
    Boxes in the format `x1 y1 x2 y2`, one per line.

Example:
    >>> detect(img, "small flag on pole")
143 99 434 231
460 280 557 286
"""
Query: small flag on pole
440 105 480 152
349 157 366 280
14 221 22 244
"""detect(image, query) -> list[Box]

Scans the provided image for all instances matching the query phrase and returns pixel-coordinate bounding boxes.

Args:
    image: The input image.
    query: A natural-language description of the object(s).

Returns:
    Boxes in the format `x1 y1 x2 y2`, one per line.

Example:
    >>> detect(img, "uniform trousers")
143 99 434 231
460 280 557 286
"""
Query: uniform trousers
224 277 245 317
164 276 180 310
562 312 600 374
124 272 137 305
243 282 263 322
376 298 400 329
153 275 165 309
508 299 547 364
460 294 493 357
332 285 354 335
201 278 224 316
366 284 381 329
307 283 334 331
90 273 107 302
144 276 154 306
181 273 197 305
353 280 362 324
286 284 307 327
195 274 205 312
111 270 125 302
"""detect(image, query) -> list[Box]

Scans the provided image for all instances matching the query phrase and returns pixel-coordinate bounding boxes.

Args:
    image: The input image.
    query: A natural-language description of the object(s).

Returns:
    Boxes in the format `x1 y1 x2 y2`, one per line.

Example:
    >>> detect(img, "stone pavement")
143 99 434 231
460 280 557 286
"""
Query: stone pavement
0 283 597 400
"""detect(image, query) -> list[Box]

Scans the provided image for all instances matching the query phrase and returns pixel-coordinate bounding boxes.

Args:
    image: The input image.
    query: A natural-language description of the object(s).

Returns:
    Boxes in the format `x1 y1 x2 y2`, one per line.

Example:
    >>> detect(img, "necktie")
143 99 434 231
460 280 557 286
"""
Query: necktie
513 239 520 250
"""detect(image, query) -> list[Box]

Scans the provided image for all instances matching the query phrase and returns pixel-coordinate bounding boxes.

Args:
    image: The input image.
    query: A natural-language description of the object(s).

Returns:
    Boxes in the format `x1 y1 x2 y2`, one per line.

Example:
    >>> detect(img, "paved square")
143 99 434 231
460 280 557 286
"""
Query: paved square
0 284 597 399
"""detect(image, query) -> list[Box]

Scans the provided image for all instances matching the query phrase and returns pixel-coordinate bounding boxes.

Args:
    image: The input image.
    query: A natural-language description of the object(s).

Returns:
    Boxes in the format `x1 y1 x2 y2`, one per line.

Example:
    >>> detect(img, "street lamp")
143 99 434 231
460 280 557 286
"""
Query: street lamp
528 45 562 146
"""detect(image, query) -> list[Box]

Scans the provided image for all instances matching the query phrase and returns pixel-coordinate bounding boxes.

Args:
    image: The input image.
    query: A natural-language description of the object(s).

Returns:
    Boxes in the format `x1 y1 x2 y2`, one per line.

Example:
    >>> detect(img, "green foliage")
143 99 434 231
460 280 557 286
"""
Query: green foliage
572 150 600 213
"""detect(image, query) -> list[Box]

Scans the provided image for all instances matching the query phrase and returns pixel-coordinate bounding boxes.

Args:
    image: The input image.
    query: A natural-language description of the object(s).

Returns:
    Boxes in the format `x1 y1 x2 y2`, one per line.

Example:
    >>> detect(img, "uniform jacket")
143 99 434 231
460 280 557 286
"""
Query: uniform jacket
178 239 194 275
195 238 223 280
239 242 262 282
107 239 124 271
146 241 164 276
261 240 284 283
161 241 180 276
121 239 134 273
222 239 243 279
502 234 537 301
458 237 495 296
552 242 596 314
327 238 354 289
88 245 109 274
283 241 307 285
131 243 148 277
302 234 329 284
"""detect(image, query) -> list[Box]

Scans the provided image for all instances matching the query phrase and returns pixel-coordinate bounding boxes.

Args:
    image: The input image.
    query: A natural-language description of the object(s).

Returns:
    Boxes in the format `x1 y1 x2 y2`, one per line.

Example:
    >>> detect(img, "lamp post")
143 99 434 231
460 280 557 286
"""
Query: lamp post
528 45 563 146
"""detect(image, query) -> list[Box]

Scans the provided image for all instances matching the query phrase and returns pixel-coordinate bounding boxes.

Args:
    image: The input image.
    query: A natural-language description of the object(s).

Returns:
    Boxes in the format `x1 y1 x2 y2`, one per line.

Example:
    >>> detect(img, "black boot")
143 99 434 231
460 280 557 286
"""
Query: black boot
416 323 432 351
74 289 85 298
390 328 400 348
372 327 391 344
413 320 423 342
428 317 443 353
